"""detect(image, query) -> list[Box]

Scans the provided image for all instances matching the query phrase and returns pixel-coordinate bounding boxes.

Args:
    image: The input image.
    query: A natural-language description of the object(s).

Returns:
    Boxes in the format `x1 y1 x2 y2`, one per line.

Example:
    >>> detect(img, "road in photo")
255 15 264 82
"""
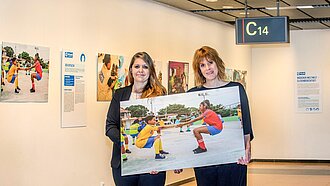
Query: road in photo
122 120 245 175
1 70 49 102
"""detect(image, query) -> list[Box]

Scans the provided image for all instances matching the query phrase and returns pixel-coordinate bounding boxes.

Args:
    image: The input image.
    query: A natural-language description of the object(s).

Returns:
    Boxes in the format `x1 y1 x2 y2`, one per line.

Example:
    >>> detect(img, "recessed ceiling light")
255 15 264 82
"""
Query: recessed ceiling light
239 12 250 15
265 5 314 10
206 0 218 2
297 5 314 9
223 6 234 9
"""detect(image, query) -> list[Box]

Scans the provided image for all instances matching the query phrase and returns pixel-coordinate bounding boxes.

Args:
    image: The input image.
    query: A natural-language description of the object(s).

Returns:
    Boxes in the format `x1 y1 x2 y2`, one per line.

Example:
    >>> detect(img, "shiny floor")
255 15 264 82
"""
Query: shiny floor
180 162 330 186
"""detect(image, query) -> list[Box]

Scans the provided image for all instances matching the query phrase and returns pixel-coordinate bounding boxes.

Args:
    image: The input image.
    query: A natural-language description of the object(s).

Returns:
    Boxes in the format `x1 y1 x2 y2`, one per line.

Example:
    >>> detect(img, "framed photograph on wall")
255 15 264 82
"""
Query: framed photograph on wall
1 42 50 103
168 61 189 94
225 68 247 89
153 60 164 86
233 69 247 89
97 53 128 101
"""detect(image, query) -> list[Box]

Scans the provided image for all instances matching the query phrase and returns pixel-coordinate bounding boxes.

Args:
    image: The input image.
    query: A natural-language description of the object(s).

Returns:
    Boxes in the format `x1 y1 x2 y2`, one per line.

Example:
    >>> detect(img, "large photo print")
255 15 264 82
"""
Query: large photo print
120 86 245 175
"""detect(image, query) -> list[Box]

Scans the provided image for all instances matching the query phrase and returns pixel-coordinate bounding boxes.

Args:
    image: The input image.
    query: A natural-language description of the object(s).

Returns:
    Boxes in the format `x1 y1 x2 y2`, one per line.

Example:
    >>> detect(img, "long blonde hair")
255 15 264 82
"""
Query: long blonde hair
192 46 226 86
128 52 167 98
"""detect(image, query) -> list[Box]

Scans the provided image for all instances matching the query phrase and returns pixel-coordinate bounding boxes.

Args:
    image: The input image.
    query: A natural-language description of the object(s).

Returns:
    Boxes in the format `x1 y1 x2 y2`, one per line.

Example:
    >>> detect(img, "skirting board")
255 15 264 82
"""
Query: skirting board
166 177 196 186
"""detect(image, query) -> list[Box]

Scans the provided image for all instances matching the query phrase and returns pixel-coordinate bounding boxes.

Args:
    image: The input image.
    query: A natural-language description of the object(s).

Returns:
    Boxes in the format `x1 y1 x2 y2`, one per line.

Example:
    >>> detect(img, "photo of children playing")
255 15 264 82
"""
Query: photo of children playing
1 42 49 102
120 86 245 176
97 53 129 101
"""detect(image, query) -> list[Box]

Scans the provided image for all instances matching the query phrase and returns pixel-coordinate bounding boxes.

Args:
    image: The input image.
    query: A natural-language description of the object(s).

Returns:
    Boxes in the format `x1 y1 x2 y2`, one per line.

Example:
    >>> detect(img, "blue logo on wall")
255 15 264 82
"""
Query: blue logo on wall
64 75 75 86
64 52 73 58
80 53 86 62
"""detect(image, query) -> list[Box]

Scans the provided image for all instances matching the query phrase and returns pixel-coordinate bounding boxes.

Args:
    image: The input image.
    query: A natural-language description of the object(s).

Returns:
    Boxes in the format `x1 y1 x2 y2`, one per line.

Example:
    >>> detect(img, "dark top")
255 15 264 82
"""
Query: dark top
106 85 133 168
188 81 254 140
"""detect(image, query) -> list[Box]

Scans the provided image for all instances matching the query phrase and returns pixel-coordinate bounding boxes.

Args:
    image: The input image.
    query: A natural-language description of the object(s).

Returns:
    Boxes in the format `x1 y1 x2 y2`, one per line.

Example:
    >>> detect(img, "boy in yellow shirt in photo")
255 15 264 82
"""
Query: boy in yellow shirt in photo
135 115 176 159
6 58 29 93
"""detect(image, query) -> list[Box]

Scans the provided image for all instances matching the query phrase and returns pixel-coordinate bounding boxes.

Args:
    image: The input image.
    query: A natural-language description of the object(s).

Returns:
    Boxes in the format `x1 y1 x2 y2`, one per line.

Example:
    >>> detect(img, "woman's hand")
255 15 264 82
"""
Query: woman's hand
237 147 251 165
150 171 159 174
150 169 183 174
237 134 251 165
174 169 183 174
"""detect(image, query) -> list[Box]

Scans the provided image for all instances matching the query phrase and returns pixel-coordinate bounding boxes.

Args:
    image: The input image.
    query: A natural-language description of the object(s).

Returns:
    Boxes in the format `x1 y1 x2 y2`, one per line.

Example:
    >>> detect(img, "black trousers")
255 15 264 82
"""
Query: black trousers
112 167 166 186
194 163 247 186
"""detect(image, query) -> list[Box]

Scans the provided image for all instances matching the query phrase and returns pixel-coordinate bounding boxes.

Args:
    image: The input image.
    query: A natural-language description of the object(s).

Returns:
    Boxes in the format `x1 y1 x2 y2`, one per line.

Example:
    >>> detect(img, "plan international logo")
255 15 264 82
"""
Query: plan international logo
64 51 74 58
80 53 86 62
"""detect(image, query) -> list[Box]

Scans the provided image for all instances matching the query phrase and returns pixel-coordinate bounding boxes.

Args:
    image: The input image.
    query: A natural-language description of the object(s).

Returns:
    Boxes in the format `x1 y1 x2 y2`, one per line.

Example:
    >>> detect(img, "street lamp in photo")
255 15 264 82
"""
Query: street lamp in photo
147 98 154 115
198 92 208 101
34 46 39 55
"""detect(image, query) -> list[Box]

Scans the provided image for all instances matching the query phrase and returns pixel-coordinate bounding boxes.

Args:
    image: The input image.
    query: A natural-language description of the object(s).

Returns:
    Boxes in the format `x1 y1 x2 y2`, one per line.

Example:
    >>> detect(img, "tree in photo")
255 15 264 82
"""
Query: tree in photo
158 104 194 116
3 46 14 57
126 105 149 117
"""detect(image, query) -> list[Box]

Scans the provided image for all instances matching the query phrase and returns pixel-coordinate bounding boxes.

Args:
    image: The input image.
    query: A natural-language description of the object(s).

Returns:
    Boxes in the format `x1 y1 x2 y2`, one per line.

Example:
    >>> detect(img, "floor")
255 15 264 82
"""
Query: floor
179 162 330 186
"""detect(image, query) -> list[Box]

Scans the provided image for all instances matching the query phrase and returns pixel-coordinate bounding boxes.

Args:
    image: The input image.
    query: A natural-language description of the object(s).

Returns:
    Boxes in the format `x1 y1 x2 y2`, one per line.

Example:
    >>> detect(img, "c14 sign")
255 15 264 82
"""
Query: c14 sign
235 16 290 44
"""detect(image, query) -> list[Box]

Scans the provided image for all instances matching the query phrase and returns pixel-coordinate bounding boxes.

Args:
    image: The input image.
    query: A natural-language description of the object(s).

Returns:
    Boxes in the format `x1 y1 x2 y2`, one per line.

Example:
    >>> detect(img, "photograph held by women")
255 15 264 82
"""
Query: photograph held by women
105 52 182 186
187 46 254 186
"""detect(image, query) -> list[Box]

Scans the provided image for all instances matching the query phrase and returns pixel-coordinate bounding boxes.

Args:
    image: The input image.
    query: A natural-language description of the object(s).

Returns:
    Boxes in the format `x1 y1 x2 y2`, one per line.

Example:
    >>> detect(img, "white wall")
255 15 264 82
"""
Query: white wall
0 0 251 185
251 30 330 159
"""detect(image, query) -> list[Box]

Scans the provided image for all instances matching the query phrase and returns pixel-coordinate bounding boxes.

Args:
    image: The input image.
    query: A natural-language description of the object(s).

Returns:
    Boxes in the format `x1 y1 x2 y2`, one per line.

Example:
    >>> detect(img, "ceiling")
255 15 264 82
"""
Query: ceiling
153 0 330 30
